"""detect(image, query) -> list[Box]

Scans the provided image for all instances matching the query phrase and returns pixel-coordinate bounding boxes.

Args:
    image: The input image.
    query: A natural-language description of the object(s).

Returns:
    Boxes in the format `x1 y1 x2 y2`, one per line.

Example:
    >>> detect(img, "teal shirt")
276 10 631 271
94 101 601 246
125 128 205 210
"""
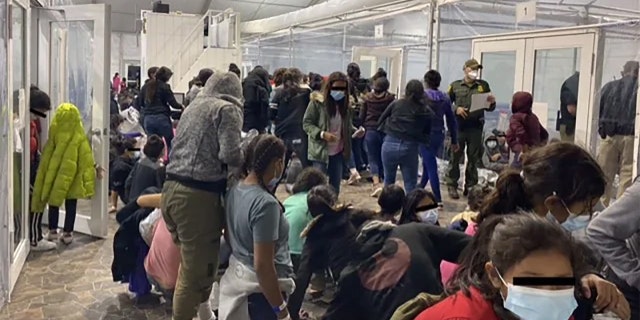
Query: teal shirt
283 192 312 255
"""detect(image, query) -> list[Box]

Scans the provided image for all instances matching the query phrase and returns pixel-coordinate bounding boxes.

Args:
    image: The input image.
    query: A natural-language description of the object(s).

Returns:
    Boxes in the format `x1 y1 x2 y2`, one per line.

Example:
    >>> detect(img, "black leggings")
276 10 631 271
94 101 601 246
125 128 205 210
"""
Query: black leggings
48 199 78 233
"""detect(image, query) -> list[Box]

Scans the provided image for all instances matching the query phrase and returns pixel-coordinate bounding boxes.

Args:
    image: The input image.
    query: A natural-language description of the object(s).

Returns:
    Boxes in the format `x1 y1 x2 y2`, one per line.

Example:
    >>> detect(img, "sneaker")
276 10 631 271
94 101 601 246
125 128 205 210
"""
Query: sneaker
370 187 383 198
463 188 469 197
45 231 59 241
437 202 444 209
348 172 361 185
448 186 460 200
60 233 73 245
31 239 57 251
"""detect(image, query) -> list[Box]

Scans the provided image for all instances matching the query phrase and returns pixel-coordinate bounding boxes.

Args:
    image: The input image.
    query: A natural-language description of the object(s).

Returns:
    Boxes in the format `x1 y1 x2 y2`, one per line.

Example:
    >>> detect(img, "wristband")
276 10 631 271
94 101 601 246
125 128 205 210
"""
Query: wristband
272 301 287 314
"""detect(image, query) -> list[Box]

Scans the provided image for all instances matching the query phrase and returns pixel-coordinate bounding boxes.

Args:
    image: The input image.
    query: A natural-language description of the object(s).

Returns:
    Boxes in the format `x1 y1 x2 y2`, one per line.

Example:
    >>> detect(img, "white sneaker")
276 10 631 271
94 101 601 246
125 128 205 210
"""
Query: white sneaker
31 239 57 251
45 231 59 241
60 233 73 245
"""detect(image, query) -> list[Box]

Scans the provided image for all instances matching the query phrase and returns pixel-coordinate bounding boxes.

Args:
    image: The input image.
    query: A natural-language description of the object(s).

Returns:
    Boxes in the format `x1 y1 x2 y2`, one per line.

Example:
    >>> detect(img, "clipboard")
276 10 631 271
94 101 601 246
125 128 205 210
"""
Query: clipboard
470 93 492 112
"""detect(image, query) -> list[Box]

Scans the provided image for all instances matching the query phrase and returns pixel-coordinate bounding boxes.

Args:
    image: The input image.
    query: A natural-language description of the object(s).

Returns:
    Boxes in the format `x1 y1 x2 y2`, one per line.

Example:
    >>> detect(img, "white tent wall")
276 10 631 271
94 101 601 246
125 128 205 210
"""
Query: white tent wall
110 32 140 78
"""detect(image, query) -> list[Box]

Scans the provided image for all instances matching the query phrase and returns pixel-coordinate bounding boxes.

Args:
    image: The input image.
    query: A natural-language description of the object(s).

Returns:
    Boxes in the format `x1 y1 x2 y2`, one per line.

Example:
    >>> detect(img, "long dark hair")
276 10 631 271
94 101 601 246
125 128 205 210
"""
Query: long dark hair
404 80 426 105
273 68 287 87
323 71 350 117
146 66 173 103
398 189 436 225
282 68 304 100
242 134 286 194
476 142 606 225
448 214 580 320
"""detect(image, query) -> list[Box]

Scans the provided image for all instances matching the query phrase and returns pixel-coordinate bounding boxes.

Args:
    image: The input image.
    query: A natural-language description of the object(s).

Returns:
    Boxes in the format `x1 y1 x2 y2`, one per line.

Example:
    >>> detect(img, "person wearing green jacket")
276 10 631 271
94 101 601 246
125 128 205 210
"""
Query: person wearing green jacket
31 103 100 245
303 71 364 194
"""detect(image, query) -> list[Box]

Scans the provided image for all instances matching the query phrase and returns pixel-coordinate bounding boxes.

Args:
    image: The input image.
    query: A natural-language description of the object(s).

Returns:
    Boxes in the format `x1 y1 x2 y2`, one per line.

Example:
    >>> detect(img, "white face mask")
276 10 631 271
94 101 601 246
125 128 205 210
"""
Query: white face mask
467 71 479 80
487 141 498 149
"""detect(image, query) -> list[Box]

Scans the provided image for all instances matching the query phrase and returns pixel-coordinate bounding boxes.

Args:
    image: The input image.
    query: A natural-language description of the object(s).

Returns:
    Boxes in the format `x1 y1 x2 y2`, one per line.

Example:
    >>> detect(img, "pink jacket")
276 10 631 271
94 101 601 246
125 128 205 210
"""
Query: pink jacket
440 222 477 286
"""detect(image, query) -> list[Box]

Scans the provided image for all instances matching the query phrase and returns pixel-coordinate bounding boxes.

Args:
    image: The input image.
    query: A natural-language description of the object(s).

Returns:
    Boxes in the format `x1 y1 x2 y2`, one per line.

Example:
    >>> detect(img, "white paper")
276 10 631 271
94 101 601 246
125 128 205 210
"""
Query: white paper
532 102 549 130
470 93 492 112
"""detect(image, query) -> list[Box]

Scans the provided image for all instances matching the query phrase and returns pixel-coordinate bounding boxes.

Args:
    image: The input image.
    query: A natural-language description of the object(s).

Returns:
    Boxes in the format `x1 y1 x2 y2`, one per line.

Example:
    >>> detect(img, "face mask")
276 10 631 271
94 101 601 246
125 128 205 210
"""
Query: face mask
417 209 439 225
487 141 498 149
467 71 479 80
548 191 590 232
30 108 47 118
496 268 578 320
267 163 282 192
132 151 141 159
330 90 345 101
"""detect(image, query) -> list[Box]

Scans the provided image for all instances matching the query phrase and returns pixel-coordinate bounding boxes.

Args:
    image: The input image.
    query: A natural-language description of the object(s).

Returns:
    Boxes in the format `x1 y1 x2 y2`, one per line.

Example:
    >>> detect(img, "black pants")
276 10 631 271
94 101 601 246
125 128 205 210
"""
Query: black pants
275 136 309 189
48 199 78 233
29 212 44 245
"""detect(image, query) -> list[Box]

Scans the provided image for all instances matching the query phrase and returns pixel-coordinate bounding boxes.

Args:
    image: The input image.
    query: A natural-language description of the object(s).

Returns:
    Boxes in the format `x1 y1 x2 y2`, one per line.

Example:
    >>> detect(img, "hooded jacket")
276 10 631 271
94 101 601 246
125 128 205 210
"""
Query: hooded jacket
242 68 271 132
360 91 395 130
322 222 471 320
166 72 244 192
303 91 356 163
507 92 549 153
32 103 96 212
482 135 510 173
425 89 457 144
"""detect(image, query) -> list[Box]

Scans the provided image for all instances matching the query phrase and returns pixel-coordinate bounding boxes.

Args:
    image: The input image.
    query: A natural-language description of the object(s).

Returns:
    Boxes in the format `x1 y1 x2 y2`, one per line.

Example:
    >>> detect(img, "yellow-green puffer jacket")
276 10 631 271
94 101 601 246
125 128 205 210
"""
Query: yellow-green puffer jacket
31 103 96 213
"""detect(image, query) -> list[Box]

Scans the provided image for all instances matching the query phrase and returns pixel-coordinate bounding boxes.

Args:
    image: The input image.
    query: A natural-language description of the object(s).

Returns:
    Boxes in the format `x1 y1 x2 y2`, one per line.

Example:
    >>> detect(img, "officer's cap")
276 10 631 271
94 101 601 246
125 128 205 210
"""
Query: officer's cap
464 59 483 70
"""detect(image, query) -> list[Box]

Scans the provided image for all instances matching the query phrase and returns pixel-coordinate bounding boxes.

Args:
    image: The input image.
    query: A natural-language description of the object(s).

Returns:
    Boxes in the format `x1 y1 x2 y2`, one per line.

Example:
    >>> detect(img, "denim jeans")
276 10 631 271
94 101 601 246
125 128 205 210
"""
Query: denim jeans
275 137 310 189
364 130 385 179
381 136 419 192
144 114 174 152
351 136 368 172
419 134 444 202
313 152 344 194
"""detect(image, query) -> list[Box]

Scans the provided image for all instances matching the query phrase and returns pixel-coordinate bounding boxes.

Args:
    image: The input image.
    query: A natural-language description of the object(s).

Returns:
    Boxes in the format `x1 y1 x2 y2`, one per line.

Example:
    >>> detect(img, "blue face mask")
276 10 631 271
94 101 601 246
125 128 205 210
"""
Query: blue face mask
547 191 591 232
330 90 345 101
496 268 578 320
417 209 439 225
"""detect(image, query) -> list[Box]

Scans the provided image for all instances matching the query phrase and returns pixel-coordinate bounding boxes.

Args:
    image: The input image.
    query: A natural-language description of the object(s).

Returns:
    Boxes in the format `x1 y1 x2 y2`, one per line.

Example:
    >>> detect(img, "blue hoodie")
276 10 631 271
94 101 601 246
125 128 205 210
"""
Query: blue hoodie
425 89 458 145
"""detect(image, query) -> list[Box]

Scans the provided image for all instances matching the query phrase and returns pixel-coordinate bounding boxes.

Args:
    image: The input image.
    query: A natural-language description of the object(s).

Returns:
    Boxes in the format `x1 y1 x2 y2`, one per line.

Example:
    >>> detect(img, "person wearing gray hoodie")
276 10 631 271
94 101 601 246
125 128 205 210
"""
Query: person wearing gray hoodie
161 71 244 320
587 177 640 319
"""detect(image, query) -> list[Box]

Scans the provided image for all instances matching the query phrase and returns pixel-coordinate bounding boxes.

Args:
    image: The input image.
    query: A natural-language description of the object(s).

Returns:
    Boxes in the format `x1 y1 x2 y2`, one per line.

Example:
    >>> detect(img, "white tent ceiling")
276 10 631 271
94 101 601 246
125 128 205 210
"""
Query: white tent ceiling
79 0 324 33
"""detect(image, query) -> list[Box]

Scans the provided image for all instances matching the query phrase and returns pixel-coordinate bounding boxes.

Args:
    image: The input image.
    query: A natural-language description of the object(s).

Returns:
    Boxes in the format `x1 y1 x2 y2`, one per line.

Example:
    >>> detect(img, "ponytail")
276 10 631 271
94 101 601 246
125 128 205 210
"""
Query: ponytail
476 169 531 225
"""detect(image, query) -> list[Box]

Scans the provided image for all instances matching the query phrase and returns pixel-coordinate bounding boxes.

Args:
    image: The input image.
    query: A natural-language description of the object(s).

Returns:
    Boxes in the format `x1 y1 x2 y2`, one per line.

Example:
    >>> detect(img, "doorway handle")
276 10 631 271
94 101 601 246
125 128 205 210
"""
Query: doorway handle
91 128 102 136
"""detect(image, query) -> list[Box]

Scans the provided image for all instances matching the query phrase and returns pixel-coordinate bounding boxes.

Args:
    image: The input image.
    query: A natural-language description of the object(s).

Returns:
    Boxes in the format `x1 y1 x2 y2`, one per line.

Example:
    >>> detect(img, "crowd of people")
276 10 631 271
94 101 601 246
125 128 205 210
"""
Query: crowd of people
23 56 640 320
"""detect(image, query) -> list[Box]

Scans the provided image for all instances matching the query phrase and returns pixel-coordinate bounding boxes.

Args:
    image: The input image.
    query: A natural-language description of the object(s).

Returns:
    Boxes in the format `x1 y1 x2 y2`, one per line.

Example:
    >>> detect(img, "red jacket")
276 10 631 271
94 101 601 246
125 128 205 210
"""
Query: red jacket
416 286 575 320
506 92 548 153
29 119 41 162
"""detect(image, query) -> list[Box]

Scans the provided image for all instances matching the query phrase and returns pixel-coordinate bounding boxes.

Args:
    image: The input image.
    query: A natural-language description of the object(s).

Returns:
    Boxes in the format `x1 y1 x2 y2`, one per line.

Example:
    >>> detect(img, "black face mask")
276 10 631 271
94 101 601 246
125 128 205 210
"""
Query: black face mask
30 109 47 118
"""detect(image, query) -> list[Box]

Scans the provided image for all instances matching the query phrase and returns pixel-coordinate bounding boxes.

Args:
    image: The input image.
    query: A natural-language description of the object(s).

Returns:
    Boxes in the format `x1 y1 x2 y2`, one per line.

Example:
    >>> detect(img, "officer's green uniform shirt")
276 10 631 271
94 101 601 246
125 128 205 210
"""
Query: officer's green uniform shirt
447 79 496 130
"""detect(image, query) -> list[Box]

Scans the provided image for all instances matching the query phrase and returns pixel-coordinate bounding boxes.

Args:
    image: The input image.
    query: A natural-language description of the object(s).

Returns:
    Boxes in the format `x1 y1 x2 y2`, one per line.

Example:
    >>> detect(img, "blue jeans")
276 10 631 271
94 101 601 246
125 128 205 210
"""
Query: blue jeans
313 152 344 194
351 136 367 171
364 130 384 179
381 136 419 192
144 114 174 152
419 135 444 203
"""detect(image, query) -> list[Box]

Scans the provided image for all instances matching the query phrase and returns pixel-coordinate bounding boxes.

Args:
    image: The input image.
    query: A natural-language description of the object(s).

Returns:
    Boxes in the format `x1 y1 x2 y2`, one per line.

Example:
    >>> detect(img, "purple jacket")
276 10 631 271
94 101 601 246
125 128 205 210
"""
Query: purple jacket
425 89 458 144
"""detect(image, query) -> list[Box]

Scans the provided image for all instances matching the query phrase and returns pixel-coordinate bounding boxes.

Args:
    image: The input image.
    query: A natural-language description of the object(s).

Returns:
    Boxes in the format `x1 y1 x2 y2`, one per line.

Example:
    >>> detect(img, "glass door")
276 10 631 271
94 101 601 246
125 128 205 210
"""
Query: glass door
8 0 30 294
39 4 111 238
472 39 526 135
524 33 596 148
352 47 406 96
472 31 598 152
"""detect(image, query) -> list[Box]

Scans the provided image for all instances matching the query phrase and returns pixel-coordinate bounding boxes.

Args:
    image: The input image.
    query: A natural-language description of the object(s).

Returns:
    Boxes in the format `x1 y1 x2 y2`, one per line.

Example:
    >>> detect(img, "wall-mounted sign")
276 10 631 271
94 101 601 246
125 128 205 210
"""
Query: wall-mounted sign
374 24 384 39
516 1 537 23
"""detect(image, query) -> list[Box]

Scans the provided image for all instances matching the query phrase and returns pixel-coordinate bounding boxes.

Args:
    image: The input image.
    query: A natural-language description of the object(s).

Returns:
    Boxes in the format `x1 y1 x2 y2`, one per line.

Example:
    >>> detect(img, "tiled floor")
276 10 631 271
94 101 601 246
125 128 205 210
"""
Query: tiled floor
0 182 467 320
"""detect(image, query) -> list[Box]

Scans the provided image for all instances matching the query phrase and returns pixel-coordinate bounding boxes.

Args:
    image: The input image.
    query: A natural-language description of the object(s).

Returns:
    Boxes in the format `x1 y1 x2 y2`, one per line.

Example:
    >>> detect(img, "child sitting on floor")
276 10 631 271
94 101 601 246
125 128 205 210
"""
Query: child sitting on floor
377 184 406 223
109 137 137 213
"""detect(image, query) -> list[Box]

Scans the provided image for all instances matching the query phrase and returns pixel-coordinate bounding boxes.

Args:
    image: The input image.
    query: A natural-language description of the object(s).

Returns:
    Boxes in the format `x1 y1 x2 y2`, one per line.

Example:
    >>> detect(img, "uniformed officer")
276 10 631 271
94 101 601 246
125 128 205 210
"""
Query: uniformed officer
446 58 496 199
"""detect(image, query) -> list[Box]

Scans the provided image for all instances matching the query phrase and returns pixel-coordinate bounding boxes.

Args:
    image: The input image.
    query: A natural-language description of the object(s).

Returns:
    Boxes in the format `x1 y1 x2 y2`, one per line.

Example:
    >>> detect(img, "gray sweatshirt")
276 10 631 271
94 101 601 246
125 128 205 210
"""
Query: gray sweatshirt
166 71 244 190
587 179 640 289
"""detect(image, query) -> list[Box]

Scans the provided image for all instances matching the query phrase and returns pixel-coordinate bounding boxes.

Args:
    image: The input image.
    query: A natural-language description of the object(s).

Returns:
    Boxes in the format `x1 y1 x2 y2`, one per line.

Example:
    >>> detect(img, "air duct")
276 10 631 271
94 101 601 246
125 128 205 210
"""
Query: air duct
240 0 417 34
